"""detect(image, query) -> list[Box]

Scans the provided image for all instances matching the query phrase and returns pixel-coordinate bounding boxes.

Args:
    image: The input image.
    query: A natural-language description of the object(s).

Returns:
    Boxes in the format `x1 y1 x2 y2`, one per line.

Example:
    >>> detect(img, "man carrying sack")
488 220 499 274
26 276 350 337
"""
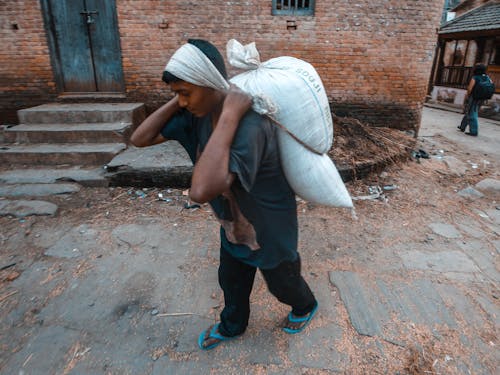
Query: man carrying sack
130 39 318 350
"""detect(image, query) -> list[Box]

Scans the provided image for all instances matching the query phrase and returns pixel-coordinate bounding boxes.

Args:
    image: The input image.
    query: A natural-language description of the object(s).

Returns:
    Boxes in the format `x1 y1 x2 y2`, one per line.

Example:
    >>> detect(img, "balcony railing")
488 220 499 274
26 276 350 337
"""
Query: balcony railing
438 66 473 89
438 65 500 93
487 65 500 94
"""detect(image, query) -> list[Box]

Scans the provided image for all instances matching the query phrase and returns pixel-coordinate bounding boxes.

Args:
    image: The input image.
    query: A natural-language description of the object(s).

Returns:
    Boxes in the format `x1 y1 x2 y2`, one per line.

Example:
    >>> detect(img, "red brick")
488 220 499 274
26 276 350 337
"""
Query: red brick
1 0 444 133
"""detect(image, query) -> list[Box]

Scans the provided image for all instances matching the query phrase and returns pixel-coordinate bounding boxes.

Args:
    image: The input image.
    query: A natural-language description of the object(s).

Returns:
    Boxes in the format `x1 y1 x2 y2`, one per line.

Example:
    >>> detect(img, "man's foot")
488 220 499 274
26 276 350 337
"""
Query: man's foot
457 125 465 132
282 302 318 334
198 323 240 350
465 132 478 136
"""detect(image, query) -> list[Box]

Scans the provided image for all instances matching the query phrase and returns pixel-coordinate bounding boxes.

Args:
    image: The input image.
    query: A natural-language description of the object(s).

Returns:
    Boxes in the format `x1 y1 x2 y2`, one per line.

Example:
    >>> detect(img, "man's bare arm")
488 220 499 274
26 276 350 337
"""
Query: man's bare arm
189 86 252 203
130 96 180 147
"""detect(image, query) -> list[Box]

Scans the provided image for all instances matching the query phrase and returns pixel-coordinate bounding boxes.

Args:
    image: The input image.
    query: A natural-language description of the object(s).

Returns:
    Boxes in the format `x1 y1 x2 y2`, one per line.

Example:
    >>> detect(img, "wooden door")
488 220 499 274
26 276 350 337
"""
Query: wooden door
42 0 124 93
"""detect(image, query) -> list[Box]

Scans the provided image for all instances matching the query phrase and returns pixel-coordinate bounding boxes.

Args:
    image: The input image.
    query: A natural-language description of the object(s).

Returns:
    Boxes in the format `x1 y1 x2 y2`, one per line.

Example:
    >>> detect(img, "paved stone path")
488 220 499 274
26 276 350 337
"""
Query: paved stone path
0 106 499 374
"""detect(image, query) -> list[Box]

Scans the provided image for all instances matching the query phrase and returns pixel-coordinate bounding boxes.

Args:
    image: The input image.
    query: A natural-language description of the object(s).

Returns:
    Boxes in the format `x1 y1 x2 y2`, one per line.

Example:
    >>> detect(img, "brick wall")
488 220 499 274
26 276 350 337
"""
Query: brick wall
1 0 444 134
0 1 57 124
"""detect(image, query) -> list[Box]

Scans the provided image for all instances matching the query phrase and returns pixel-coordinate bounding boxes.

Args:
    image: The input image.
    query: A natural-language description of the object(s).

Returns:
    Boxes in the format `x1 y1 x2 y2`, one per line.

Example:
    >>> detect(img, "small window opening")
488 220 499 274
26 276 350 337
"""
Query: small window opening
272 0 315 16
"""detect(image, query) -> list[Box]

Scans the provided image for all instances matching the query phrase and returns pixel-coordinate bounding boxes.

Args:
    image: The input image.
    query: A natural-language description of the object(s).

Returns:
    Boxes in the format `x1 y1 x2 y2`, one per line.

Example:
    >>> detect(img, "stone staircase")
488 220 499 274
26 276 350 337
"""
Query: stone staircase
0 103 145 168
0 103 146 216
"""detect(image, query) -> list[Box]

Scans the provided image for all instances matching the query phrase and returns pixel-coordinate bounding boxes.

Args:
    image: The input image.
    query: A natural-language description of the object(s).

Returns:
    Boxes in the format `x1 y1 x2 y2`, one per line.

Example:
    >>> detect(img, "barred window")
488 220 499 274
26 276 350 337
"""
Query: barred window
272 0 315 16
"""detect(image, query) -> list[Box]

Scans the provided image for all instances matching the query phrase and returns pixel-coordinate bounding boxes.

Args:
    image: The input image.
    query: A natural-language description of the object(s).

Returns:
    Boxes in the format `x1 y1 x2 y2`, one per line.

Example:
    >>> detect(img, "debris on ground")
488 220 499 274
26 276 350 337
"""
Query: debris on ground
330 115 417 174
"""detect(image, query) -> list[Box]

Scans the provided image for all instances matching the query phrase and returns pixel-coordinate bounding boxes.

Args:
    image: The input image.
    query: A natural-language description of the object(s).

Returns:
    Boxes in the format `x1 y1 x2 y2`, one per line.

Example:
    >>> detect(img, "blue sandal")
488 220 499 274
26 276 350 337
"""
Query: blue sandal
198 323 240 350
283 302 318 334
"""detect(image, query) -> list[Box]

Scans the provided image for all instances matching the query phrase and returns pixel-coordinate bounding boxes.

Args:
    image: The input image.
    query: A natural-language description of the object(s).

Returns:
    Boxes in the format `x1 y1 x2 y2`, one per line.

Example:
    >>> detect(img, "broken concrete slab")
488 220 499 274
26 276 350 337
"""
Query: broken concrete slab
471 292 500 328
434 283 487 328
443 155 468 176
485 208 500 225
475 178 500 195
18 102 145 125
329 271 458 339
375 278 456 328
457 186 484 200
456 222 487 239
0 183 80 197
493 240 500 254
0 167 107 187
112 224 149 247
288 325 347 370
428 222 462 239
0 199 58 217
44 225 99 258
328 271 383 337
1 325 81 375
105 142 193 188
457 240 499 281
0 143 126 166
398 249 480 274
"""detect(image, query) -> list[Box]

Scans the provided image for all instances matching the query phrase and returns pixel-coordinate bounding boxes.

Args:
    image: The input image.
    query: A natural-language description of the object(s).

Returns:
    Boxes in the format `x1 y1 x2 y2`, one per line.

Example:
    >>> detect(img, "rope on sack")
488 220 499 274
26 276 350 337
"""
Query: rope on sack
265 115 323 155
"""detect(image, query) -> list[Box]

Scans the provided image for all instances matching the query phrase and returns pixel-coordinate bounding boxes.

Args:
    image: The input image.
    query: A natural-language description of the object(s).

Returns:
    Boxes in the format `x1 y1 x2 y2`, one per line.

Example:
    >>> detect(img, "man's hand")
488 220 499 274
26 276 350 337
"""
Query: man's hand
222 84 253 119
130 96 180 147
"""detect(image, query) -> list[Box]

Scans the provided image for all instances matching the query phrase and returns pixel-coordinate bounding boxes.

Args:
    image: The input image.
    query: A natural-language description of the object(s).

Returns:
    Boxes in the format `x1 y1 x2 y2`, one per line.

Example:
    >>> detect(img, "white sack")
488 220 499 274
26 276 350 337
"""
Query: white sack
278 131 353 207
227 39 353 208
228 39 333 154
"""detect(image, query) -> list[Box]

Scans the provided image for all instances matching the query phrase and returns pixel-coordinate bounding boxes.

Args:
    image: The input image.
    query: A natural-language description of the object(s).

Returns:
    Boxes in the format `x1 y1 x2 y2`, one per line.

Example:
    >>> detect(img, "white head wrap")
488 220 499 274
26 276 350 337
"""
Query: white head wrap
164 43 230 92
164 41 276 116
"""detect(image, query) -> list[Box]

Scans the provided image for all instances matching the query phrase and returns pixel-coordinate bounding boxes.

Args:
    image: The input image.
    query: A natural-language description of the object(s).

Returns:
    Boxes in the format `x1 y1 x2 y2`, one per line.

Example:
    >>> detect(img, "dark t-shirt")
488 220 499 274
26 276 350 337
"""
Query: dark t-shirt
161 109 298 269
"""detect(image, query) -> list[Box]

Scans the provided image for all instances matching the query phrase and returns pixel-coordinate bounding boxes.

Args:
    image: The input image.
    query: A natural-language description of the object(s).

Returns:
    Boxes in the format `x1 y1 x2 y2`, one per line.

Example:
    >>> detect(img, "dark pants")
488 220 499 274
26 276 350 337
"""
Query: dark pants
460 97 482 135
217 246 317 337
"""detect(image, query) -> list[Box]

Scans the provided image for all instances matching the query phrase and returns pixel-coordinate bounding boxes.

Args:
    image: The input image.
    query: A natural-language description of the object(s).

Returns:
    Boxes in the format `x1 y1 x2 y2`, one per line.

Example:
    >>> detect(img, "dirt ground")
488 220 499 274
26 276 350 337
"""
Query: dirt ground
0 115 498 374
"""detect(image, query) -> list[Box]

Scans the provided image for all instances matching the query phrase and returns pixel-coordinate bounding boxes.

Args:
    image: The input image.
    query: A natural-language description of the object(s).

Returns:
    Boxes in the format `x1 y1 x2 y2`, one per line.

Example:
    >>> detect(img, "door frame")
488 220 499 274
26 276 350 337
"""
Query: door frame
40 0 126 97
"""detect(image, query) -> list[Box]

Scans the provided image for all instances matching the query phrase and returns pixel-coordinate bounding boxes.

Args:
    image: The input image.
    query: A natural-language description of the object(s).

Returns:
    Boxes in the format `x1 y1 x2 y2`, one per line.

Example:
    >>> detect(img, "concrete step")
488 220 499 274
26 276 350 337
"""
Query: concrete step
0 167 108 187
1 122 131 144
0 143 126 166
0 183 81 197
18 103 145 125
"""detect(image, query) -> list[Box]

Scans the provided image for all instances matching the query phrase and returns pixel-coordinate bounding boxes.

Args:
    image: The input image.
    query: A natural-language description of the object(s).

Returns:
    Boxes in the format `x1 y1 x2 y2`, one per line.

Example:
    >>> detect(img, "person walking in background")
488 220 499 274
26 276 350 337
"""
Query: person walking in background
458 63 495 136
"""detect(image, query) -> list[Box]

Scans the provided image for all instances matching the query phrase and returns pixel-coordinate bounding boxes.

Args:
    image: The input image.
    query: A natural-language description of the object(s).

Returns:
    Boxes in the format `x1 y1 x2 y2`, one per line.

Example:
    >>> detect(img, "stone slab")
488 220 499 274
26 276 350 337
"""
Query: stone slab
457 186 484 200
105 142 193 188
106 142 191 169
428 222 462 238
288 325 347 370
0 199 58 217
0 183 80 197
0 167 107 187
18 103 145 125
376 279 456 328
44 224 99 258
475 178 500 195
485 208 500 225
435 283 488 328
456 222 487 239
328 271 383 337
471 292 500 328
3 122 130 144
330 271 458 338
457 240 499 281
0 143 126 166
443 155 468 176
398 250 480 274
1 325 81 375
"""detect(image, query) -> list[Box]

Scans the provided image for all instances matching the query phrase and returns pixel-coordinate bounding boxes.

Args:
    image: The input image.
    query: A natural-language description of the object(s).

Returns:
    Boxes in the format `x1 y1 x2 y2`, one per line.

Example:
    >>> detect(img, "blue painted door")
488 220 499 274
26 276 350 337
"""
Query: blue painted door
46 0 124 93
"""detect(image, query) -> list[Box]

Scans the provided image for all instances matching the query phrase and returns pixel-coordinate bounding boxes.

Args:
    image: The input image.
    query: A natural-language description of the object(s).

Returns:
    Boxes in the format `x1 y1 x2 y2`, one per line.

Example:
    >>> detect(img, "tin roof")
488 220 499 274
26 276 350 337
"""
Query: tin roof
439 2 500 34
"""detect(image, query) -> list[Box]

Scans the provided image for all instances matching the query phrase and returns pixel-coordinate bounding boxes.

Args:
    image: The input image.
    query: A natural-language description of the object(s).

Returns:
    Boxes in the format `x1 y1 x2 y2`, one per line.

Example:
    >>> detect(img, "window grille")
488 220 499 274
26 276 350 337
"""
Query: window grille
272 0 315 16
